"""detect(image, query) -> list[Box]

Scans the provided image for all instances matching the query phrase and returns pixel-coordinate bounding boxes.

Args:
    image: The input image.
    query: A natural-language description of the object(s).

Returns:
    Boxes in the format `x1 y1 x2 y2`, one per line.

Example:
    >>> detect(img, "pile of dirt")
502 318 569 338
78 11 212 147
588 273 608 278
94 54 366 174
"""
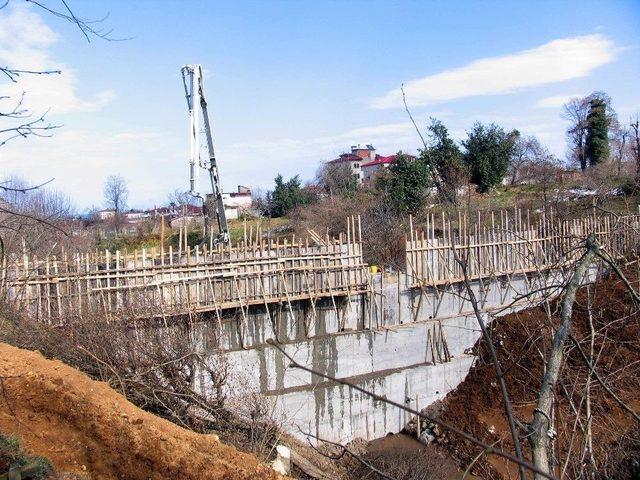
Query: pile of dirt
0 342 284 480
434 267 640 479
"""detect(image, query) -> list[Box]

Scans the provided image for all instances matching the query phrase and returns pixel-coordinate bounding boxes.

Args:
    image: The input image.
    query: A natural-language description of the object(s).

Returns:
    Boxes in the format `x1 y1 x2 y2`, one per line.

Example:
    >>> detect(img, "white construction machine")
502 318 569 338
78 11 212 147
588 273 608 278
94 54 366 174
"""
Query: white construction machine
180 64 229 246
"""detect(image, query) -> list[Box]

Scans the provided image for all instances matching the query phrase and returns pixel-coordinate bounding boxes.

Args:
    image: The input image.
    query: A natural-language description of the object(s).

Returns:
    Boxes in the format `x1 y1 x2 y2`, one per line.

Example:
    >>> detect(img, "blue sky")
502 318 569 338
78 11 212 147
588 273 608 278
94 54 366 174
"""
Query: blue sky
1 0 639 209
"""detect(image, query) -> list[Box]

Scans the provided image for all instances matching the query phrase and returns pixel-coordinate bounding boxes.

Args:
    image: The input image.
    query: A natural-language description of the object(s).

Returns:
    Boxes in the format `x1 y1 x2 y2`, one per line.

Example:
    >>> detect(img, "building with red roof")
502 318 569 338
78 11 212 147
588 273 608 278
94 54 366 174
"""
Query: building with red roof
328 144 376 183
361 153 416 183
328 145 415 185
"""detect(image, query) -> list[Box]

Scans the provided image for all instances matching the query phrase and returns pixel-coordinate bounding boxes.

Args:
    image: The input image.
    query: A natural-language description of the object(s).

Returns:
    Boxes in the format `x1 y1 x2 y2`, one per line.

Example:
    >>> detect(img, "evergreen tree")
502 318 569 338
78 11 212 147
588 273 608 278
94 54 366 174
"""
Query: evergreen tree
269 174 309 217
585 97 611 167
462 122 515 193
377 152 432 214
421 119 467 203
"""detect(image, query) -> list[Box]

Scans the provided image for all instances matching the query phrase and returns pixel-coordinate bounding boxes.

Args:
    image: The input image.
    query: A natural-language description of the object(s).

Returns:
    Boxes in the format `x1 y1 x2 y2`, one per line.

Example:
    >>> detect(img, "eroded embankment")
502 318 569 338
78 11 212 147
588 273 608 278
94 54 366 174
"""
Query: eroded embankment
433 268 640 479
0 342 284 480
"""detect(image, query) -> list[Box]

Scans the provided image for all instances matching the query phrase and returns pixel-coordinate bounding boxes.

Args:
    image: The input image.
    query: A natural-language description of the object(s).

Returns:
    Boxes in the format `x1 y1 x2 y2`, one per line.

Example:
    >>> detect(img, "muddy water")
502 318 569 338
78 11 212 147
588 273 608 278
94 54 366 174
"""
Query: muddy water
366 433 477 480
368 432 425 456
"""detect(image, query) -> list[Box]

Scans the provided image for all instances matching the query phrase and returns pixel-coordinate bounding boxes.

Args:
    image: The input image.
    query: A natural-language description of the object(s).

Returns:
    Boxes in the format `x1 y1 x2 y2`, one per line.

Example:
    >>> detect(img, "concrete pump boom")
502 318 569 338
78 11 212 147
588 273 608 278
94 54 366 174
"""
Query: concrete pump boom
180 64 229 246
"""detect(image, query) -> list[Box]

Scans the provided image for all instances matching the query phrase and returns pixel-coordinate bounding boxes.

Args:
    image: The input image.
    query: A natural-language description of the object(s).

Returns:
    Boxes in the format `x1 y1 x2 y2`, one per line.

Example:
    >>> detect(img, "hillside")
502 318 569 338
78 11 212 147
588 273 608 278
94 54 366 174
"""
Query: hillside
434 267 640 479
0 342 284 480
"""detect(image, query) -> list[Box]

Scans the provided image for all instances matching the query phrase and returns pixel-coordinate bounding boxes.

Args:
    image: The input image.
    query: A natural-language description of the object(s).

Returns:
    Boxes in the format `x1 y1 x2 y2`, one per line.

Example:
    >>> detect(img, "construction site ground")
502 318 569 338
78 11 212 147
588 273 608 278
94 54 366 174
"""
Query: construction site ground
1 265 639 480
0 342 284 480
434 265 640 479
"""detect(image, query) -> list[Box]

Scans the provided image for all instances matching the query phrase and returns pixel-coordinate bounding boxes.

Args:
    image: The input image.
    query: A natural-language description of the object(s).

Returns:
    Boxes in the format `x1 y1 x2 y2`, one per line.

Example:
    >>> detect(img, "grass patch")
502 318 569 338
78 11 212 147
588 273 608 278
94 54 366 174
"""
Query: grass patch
0 433 53 479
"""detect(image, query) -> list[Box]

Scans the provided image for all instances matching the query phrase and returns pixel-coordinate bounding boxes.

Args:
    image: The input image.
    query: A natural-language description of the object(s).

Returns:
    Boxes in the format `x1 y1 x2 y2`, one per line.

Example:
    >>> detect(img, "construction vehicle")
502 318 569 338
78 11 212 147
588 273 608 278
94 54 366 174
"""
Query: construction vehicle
180 64 229 246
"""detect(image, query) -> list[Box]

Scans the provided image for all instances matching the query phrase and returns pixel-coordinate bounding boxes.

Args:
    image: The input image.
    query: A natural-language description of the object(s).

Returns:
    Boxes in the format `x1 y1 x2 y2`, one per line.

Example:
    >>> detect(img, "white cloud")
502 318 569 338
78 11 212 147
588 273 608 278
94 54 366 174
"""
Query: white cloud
0 4 116 115
0 128 182 209
371 34 615 109
535 94 583 108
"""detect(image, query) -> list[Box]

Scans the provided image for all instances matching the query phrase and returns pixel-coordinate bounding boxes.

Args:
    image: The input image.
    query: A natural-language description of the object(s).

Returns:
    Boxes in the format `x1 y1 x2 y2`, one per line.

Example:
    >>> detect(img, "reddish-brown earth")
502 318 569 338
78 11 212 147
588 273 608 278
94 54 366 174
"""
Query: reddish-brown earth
0 342 284 480
435 267 640 479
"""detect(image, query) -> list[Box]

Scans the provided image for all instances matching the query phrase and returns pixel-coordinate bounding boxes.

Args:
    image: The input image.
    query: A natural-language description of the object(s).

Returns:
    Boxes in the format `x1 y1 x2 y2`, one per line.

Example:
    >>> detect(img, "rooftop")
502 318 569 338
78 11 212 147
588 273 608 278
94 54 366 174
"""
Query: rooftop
361 153 415 168
328 153 362 164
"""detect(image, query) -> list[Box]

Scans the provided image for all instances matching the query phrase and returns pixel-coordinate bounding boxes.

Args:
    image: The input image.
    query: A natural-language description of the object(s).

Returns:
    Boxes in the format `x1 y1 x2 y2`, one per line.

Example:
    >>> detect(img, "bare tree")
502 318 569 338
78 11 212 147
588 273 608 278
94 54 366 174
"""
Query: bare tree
104 175 128 214
610 118 630 177
0 175 77 258
528 154 564 206
167 189 200 207
104 175 129 233
509 134 554 185
316 162 358 197
631 115 640 185
562 97 590 171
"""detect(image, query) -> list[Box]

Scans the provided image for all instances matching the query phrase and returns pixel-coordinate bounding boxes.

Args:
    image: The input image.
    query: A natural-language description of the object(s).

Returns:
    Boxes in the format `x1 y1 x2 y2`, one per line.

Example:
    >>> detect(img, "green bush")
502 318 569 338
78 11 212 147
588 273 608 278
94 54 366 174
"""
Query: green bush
0 433 53 479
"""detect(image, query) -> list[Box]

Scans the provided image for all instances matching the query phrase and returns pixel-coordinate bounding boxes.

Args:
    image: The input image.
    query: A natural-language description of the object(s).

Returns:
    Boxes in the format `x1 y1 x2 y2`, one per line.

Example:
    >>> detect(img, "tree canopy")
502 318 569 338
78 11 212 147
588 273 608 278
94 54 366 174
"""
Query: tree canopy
377 152 432 214
420 118 467 203
585 97 611 167
462 122 516 193
269 174 310 217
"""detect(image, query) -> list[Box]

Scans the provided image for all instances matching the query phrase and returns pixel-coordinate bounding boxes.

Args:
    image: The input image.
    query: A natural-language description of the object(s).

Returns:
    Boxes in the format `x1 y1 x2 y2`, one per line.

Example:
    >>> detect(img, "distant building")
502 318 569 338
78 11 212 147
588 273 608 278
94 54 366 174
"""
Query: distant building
328 144 376 183
362 153 416 183
96 209 115 220
123 209 148 222
328 145 416 185
148 186 252 223
221 185 252 217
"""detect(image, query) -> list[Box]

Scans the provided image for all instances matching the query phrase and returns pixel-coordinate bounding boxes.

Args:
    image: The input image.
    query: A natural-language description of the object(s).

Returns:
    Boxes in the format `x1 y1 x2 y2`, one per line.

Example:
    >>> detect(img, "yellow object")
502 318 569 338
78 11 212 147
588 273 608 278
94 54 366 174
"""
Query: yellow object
370 265 378 274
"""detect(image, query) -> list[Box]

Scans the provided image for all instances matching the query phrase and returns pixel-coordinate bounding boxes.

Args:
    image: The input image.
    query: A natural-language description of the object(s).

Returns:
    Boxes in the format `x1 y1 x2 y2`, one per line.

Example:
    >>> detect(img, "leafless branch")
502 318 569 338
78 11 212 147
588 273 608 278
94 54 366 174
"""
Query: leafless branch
0 67 61 83
24 0 129 42
451 238 528 480
0 206 69 236
0 110 60 147
0 178 54 193
596 249 640 304
568 334 640 423
266 339 558 480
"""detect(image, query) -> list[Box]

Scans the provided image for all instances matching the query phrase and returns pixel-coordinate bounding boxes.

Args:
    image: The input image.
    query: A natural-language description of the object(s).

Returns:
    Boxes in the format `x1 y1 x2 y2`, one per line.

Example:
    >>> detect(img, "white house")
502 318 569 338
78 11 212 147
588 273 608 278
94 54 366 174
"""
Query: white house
327 144 376 183
222 185 252 215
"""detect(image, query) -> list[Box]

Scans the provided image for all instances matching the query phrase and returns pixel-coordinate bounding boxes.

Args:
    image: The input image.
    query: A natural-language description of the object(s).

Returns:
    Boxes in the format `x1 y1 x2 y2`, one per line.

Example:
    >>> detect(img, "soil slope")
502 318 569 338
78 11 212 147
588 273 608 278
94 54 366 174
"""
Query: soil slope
0 342 283 480
436 269 640 479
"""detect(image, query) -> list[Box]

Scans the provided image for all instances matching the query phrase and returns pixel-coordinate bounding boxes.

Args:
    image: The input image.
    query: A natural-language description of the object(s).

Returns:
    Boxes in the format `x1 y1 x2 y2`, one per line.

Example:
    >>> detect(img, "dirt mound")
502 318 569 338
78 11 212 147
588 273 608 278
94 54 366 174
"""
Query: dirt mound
0 342 283 480
436 268 640 479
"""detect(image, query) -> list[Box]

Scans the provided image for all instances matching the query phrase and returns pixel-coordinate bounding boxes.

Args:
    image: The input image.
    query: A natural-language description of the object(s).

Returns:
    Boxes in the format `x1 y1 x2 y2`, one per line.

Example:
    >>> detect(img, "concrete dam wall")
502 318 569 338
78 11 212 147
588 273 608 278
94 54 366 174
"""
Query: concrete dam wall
7 210 634 445
195 266 597 444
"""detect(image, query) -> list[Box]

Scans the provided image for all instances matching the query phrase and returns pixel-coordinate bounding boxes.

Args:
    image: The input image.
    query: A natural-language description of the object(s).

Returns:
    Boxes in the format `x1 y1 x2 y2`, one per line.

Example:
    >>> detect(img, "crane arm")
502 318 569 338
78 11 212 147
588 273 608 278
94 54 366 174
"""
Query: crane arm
180 64 229 246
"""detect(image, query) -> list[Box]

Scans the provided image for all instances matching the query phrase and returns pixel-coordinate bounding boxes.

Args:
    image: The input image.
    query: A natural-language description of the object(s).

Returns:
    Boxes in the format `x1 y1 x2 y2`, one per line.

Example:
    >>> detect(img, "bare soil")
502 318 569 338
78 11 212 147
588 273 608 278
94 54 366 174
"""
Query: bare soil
434 266 640 479
0 342 284 480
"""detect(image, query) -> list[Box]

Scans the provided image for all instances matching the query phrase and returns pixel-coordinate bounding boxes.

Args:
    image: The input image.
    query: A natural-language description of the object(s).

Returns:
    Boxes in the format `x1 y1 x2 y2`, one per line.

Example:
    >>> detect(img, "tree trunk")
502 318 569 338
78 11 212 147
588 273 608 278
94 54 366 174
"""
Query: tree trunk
529 234 597 479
